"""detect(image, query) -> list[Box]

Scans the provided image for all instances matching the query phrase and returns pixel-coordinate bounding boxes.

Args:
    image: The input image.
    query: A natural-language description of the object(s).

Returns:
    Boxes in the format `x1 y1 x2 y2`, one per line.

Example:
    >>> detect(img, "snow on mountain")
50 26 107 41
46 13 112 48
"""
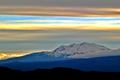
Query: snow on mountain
0 42 120 62
51 42 111 58
101 49 120 56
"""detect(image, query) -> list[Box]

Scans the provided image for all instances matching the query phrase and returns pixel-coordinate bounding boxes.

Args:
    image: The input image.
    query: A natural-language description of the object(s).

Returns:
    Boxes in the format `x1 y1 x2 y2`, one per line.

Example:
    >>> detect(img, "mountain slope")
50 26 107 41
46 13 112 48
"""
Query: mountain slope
0 56 120 72
0 52 66 63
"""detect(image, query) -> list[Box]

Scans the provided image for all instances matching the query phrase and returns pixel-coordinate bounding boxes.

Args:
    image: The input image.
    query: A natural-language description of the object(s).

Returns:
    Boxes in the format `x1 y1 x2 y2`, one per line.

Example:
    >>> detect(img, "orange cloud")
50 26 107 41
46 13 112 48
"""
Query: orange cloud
0 23 120 30
0 7 120 17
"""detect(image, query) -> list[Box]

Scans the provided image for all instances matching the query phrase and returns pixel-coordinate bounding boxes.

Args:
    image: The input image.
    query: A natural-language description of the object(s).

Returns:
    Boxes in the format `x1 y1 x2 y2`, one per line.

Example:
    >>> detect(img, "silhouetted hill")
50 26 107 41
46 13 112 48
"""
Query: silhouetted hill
0 67 120 80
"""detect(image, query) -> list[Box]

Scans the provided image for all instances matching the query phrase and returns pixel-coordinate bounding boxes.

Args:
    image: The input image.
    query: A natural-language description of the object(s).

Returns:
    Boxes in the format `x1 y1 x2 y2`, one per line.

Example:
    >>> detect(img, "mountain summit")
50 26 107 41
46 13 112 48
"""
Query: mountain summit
52 42 111 58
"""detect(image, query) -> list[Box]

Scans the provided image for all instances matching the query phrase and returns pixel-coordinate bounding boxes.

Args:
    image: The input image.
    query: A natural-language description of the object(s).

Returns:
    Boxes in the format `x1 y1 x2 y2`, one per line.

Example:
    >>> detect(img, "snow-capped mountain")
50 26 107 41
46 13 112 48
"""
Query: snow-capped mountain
51 42 111 58
0 42 120 61
1 42 120 61
0 42 120 72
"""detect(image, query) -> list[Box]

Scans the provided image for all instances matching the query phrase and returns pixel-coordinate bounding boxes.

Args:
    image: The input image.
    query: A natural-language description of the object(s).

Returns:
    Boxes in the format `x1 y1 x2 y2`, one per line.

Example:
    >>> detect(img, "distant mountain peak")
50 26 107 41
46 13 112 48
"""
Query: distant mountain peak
52 42 111 58
80 42 91 45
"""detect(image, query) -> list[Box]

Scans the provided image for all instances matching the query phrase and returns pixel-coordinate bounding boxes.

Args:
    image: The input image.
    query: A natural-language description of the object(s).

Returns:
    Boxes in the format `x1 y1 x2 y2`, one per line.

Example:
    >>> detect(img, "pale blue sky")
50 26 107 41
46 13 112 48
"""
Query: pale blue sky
0 15 120 25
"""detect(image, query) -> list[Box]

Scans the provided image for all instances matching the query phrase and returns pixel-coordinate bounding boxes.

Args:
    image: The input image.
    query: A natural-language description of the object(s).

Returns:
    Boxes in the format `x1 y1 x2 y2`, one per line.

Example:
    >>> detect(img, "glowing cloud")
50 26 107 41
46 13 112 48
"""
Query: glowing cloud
0 15 120 30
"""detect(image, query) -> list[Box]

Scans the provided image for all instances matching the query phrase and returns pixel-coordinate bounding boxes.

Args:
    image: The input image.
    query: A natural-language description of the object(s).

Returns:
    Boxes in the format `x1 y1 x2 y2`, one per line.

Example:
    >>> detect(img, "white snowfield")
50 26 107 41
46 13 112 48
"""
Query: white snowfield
51 42 120 58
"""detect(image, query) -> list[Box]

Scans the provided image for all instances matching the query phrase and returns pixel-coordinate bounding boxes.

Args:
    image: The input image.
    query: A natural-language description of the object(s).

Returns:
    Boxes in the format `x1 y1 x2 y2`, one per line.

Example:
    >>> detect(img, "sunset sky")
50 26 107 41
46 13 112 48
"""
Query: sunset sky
0 15 120 30
0 15 120 53
0 0 120 54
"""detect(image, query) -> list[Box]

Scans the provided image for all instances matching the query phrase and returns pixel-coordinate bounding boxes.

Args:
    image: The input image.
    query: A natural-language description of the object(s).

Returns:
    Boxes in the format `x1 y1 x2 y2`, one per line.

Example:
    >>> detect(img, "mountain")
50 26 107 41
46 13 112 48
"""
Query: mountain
52 42 111 58
1 42 120 60
0 42 120 72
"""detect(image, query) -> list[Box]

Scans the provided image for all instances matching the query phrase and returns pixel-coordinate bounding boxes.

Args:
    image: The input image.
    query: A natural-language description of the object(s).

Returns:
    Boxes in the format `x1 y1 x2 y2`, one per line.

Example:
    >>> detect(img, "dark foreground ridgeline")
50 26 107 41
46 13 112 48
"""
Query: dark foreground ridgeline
0 67 120 80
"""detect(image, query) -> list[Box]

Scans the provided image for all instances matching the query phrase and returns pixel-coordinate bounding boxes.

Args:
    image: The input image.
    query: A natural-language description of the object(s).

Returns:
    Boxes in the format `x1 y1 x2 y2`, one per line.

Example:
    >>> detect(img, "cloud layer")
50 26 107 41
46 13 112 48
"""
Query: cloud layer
0 15 120 30
0 7 120 17
0 0 120 8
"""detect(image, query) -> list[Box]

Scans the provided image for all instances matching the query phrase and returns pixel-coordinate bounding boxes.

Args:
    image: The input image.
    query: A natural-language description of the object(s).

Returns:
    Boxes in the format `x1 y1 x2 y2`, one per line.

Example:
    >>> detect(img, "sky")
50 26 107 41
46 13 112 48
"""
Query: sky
0 0 120 8
0 0 120 17
0 0 120 54
0 15 120 53
0 15 120 30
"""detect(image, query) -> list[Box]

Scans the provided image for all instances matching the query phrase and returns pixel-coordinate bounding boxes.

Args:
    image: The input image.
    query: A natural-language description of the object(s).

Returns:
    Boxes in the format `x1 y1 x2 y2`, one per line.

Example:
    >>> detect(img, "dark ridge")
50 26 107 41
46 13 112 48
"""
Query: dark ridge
0 67 120 80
